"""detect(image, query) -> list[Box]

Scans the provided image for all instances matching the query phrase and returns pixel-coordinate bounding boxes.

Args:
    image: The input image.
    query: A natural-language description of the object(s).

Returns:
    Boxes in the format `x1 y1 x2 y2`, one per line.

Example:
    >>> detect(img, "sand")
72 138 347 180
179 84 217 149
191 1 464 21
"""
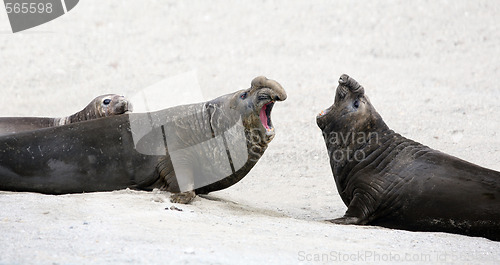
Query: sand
0 0 499 264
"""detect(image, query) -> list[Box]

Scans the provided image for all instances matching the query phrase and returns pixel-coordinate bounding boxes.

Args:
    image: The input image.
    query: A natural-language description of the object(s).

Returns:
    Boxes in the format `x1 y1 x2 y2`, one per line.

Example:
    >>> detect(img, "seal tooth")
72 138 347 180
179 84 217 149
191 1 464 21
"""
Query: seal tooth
266 127 275 135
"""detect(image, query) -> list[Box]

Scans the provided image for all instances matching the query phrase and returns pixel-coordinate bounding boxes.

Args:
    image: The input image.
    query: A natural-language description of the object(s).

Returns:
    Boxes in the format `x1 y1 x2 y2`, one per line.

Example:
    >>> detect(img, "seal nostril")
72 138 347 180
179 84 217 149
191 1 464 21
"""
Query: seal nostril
274 95 280 101
339 74 349 85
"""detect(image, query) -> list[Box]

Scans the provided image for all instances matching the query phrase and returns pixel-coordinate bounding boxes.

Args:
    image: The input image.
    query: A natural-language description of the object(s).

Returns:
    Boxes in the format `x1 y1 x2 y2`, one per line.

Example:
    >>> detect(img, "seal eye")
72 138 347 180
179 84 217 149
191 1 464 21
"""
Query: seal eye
353 100 360 109
240 92 248 99
103 99 111 105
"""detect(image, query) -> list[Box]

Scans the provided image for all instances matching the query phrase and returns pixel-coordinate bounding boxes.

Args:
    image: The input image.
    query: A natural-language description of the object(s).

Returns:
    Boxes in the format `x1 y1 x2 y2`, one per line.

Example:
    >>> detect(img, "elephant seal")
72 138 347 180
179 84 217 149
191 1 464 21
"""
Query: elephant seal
54 94 132 125
316 74 500 241
0 94 132 136
135 76 287 203
0 76 286 204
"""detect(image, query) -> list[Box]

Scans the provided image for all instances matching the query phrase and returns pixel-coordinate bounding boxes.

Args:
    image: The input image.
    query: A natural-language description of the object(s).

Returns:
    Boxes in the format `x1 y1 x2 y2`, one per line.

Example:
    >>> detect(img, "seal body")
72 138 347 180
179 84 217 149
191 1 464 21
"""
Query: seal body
316 74 500 241
0 76 286 204
0 114 160 193
0 94 132 136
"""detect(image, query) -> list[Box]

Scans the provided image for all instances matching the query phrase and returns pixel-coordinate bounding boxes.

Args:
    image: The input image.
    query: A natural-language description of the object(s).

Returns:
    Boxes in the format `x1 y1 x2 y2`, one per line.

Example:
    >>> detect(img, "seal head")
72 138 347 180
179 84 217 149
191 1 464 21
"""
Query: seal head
231 76 287 144
317 74 388 158
63 94 132 125
96 94 133 117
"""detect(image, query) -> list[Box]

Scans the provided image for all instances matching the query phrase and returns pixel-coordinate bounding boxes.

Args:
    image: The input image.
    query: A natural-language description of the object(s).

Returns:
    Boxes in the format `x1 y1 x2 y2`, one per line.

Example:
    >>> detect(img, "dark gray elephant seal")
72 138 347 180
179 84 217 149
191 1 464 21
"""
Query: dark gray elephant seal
0 76 286 204
316 74 500 241
0 94 132 136
140 76 287 203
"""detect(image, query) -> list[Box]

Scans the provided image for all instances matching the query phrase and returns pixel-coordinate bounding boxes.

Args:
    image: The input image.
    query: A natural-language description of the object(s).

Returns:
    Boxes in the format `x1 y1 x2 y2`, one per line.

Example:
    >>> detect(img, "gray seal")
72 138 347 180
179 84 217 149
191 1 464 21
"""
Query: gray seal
0 94 132 136
316 74 500 241
0 76 286 204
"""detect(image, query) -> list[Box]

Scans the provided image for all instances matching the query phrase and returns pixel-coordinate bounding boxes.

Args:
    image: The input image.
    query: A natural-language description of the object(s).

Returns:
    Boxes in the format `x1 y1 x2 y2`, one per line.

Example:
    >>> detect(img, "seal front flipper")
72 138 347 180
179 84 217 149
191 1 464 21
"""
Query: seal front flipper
330 193 376 225
151 156 197 204
170 191 196 204
328 216 361 225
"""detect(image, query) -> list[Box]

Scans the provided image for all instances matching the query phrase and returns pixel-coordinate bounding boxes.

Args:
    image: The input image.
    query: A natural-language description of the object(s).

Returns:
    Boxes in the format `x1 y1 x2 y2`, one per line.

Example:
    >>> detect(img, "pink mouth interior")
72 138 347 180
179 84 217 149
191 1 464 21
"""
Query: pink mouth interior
260 102 272 129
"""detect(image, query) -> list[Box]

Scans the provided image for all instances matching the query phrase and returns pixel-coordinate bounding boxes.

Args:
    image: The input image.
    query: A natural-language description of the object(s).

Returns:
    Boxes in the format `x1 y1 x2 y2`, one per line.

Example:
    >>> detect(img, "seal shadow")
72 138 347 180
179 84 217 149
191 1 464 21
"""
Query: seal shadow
198 194 289 218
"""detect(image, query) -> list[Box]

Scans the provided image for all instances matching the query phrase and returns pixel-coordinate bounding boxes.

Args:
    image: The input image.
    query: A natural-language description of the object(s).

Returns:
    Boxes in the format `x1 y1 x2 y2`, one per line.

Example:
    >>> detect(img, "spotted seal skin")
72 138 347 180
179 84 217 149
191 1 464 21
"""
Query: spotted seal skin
0 76 286 205
316 74 500 241
0 94 132 136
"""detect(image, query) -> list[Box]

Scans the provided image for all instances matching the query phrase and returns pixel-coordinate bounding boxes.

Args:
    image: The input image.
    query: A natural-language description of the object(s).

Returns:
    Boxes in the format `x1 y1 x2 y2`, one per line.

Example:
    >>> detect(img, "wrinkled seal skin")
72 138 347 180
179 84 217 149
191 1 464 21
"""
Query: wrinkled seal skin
0 94 132 136
317 74 500 241
0 76 286 204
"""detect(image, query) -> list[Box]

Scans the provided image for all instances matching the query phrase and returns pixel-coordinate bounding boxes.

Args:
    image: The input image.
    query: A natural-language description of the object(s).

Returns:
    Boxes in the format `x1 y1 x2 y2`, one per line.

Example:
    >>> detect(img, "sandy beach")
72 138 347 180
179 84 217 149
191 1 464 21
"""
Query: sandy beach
1 1 499 264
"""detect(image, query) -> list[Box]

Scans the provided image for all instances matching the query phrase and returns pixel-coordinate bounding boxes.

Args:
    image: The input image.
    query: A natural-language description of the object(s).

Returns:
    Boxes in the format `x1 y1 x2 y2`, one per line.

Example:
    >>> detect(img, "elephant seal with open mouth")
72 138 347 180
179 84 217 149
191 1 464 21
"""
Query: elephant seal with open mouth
0 76 286 204
0 94 132 136
316 74 500 241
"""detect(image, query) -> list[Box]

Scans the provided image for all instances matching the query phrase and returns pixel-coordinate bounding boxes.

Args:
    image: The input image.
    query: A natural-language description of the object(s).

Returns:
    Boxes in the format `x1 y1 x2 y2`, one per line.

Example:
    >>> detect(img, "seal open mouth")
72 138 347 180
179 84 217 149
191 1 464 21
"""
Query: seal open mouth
316 107 332 130
260 101 275 132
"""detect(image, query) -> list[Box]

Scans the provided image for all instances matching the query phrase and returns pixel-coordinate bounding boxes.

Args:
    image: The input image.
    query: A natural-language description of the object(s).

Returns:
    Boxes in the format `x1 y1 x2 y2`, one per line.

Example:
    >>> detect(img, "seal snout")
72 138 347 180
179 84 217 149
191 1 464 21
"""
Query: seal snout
250 76 287 102
339 74 349 84
273 89 287 102
338 74 364 95
121 99 133 114
316 108 330 130
111 96 133 115
272 88 287 102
